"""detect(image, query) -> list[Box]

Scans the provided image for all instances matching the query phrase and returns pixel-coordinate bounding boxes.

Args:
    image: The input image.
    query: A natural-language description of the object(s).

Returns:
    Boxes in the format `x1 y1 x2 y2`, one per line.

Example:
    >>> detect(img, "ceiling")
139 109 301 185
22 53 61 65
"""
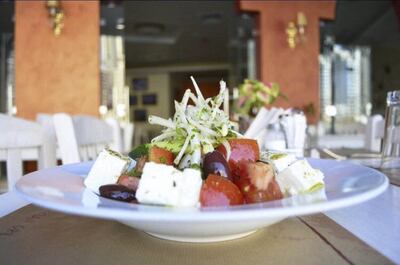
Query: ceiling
101 1 248 69
321 0 400 47
100 0 400 69
0 1 14 34
1 1 399 66
123 1 236 68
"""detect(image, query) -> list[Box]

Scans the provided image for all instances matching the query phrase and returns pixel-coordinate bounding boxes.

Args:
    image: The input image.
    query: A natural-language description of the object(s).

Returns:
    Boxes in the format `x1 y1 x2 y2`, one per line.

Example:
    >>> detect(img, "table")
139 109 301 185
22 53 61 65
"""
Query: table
0 162 398 264
325 184 400 263
0 204 393 265
317 134 365 149
320 149 400 262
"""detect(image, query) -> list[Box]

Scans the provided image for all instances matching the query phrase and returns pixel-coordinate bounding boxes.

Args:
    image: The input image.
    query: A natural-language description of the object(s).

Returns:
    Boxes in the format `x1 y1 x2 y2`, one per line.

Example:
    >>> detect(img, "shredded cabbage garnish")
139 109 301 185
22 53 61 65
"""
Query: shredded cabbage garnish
149 76 237 168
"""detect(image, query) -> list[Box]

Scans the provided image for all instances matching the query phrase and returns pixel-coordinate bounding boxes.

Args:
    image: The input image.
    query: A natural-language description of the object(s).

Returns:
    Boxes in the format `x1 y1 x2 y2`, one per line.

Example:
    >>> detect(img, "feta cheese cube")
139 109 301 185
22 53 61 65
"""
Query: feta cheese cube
276 159 324 196
84 149 131 193
282 187 327 206
136 162 202 207
178 168 203 207
261 152 297 173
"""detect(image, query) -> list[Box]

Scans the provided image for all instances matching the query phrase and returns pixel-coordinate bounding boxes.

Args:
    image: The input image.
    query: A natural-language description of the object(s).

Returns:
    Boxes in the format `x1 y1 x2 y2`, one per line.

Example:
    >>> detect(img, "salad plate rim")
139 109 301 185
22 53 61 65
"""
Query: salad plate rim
15 158 389 222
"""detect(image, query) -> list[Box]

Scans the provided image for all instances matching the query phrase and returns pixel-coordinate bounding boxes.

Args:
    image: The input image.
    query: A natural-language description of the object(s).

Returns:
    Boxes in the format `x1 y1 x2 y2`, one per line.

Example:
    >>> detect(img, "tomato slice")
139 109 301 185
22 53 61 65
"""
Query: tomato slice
117 175 140 191
148 146 174 165
200 174 244 207
217 138 260 175
234 161 283 203
244 180 283 203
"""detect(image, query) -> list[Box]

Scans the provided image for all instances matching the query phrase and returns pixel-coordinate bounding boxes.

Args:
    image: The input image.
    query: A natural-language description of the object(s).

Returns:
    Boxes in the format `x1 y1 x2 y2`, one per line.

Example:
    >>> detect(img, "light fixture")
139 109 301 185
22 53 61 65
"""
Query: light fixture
46 0 65 36
125 22 177 45
116 17 124 30
100 18 107 27
201 13 222 25
116 104 126 117
134 22 164 35
99 105 108 115
325 105 337 117
286 12 307 49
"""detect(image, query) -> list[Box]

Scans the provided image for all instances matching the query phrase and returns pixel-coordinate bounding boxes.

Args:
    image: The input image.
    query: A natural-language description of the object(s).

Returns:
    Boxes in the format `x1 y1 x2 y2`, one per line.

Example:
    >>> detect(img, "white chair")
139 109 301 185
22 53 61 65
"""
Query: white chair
53 113 114 164
36 113 57 142
365 115 385 152
105 118 123 153
0 114 56 191
53 113 81 164
121 122 134 154
36 113 59 160
73 115 114 161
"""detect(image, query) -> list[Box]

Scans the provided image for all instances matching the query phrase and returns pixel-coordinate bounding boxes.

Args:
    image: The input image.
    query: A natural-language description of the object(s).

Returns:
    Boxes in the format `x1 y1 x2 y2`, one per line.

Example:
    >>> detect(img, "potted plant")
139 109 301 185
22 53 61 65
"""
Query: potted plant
236 80 283 132
237 79 282 116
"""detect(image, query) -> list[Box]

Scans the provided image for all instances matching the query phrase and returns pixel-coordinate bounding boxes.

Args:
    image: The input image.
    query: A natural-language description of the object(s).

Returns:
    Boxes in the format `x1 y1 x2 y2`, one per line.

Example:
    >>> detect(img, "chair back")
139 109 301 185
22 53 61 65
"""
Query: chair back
74 115 113 160
365 114 385 152
105 118 123 153
53 113 80 164
122 122 134 154
36 113 57 141
53 113 113 164
0 114 56 190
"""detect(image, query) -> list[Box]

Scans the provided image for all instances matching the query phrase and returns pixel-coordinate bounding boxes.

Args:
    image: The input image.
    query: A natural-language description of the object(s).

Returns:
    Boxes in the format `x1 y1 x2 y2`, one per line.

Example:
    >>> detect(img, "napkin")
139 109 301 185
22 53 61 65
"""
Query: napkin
279 110 307 151
244 107 285 139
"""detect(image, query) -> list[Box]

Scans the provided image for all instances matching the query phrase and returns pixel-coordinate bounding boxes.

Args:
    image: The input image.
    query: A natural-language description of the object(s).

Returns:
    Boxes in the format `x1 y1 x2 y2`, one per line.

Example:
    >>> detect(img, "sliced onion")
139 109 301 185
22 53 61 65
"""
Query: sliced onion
221 140 231 161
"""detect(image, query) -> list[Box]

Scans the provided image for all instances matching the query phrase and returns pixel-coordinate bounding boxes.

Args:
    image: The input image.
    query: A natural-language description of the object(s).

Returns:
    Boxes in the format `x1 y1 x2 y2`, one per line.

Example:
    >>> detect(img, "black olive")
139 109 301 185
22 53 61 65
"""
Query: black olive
99 184 136 202
203 151 232 180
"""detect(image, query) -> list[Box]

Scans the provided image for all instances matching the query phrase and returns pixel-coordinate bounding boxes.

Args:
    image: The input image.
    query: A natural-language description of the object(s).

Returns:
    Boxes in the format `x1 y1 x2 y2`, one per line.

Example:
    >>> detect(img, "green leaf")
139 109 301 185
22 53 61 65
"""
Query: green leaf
190 164 201 170
152 140 183 154
126 168 142 178
128 144 150 160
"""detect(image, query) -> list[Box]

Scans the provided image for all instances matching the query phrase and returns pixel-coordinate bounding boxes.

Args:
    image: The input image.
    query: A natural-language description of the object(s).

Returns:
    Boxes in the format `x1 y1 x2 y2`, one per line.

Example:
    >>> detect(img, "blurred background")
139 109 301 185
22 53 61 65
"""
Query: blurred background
1 0 400 151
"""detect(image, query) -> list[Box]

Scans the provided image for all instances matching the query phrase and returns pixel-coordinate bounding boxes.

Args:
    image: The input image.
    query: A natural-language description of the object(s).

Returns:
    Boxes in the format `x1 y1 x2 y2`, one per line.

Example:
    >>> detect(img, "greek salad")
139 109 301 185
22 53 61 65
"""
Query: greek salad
84 77 324 208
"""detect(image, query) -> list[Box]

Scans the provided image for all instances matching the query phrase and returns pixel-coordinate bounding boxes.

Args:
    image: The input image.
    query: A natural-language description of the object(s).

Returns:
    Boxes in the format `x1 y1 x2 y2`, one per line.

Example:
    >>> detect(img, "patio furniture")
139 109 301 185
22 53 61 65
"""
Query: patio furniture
121 122 134 154
53 113 114 164
0 114 56 191
365 114 384 152
105 118 123 153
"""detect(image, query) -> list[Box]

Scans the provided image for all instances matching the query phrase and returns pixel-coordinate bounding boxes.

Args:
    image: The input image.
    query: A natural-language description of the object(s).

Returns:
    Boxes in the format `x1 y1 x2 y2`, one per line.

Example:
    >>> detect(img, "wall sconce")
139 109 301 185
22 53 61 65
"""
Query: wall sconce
46 0 65 36
286 12 307 49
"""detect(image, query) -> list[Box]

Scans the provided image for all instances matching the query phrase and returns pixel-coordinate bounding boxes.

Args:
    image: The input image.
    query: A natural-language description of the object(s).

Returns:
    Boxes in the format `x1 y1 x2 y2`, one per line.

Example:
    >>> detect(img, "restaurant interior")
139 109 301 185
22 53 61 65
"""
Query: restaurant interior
0 0 399 264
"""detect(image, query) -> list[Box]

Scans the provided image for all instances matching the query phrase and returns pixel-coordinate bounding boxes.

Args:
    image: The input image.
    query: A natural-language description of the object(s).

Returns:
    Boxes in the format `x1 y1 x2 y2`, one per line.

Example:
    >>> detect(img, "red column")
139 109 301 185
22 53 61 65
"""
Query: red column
239 1 336 123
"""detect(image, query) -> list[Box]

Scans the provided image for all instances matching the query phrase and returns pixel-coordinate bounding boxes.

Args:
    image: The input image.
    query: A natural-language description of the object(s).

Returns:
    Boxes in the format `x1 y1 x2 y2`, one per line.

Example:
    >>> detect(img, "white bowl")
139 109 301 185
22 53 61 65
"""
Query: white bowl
16 158 388 243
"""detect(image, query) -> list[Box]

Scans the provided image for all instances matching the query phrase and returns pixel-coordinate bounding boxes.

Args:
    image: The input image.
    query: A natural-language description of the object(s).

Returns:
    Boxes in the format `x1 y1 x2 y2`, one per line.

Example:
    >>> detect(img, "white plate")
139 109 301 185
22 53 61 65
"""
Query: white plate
15 158 388 243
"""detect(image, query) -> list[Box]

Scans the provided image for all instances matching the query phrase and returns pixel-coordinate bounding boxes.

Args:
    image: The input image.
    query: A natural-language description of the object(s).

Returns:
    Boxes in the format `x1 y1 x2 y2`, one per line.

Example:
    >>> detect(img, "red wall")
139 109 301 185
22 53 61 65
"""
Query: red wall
240 1 336 123
15 1 100 120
